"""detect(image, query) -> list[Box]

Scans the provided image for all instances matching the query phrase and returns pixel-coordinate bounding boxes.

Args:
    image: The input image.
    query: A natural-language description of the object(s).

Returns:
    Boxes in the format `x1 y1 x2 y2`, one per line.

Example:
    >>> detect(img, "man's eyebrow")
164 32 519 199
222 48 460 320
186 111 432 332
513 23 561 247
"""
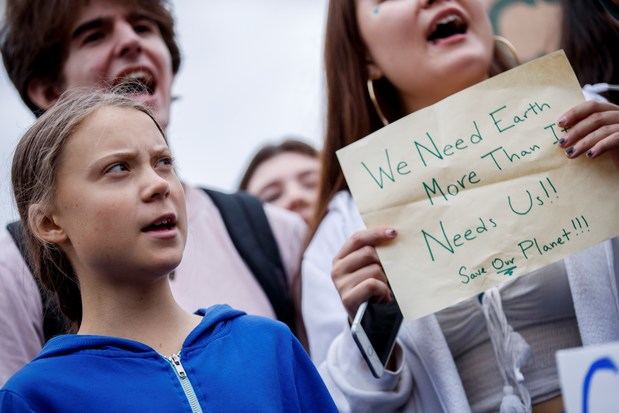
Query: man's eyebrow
71 18 107 40
126 11 154 22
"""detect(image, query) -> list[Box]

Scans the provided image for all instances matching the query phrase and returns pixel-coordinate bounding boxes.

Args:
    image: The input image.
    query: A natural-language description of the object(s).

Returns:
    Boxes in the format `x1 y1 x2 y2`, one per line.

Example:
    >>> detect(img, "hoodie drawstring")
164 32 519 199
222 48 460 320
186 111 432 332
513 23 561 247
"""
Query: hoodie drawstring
481 287 532 413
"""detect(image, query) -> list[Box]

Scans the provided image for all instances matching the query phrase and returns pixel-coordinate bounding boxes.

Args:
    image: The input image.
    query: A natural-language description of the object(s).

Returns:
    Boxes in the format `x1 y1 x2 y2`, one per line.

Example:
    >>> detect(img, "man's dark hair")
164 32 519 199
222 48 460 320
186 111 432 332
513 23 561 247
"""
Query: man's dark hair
1 0 181 115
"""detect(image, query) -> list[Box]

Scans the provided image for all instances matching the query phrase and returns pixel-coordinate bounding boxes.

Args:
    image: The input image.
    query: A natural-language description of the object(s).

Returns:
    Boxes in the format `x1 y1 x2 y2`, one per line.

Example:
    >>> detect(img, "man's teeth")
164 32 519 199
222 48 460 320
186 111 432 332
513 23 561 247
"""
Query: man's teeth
124 70 152 82
437 14 461 26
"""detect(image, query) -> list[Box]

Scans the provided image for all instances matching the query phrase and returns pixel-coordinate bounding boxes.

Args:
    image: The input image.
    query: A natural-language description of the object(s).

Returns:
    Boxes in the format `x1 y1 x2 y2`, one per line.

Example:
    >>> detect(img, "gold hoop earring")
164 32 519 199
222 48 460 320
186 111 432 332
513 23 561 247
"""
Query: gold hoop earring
494 35 520 67
367 79 389 126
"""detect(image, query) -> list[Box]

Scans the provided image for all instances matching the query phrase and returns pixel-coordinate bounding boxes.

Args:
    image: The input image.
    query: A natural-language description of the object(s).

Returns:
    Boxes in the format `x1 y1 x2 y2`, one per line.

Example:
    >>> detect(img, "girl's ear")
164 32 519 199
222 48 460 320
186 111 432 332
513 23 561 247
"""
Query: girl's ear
27 78 61 111
365 55 384 81
28 203 67 245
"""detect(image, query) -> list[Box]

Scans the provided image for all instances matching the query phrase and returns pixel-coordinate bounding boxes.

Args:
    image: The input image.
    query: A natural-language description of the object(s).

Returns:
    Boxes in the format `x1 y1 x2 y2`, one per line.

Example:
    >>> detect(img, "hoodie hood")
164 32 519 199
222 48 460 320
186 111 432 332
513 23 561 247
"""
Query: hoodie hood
35 305 245 360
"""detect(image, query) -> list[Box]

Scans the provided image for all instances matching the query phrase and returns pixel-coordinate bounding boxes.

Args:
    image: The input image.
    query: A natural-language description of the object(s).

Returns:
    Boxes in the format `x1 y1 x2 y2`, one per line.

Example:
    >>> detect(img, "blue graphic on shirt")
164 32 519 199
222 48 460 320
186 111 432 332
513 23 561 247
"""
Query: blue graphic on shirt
581 356 618 413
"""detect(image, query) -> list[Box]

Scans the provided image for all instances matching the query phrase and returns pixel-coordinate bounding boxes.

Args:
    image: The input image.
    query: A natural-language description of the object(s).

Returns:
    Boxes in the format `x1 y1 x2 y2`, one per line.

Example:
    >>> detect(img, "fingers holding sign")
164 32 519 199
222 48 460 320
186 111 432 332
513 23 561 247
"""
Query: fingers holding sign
331 227 397 321
558 100 619 170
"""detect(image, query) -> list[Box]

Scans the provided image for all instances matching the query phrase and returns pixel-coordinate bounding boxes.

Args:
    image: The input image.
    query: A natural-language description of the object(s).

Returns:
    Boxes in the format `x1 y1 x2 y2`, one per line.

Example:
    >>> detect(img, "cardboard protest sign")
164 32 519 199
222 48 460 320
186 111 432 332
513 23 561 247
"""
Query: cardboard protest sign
557 342 619 413
337 51 619 320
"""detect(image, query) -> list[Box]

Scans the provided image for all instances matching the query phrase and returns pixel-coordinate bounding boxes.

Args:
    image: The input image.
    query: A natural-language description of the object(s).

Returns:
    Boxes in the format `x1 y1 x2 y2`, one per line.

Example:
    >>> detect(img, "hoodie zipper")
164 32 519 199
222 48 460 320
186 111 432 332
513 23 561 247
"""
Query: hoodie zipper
166 353 204 413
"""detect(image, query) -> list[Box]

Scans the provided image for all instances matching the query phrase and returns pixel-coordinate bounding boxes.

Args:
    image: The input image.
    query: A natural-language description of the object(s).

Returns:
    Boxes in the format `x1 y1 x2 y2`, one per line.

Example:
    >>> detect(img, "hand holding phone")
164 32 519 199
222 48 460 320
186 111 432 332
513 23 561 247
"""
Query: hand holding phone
351 296 403 378
331 227 401 377
331 228 397 319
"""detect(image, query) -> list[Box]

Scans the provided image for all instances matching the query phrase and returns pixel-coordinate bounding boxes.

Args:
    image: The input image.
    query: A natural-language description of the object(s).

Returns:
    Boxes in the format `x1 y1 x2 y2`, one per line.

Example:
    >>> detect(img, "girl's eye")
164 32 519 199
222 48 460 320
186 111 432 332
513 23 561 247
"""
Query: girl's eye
300 176 318 190
156 156 174 168
260 186 283 203
263 192 282 203
299 171 319 190
105 163 129 174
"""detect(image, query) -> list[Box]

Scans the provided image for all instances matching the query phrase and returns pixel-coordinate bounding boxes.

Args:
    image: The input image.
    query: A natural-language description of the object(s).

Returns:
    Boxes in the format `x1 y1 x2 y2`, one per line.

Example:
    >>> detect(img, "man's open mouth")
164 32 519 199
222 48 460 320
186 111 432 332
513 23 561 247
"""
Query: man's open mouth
113 68 157 96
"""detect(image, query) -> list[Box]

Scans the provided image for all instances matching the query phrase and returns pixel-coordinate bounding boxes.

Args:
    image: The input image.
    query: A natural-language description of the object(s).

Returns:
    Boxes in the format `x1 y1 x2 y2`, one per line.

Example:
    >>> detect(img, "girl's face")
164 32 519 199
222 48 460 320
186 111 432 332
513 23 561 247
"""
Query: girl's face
356 0 494 113
51 107 186 282
246 152 320 224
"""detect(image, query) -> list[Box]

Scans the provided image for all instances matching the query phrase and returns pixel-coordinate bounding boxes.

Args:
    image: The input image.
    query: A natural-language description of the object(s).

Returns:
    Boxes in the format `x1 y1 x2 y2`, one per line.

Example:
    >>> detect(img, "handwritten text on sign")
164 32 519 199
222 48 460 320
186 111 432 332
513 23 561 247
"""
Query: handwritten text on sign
336 51 619 320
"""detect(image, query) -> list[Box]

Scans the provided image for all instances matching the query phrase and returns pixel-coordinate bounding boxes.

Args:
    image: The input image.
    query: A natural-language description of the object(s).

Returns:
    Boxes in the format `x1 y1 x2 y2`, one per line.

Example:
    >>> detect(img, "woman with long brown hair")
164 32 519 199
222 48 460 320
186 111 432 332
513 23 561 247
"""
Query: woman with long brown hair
302 0 619 412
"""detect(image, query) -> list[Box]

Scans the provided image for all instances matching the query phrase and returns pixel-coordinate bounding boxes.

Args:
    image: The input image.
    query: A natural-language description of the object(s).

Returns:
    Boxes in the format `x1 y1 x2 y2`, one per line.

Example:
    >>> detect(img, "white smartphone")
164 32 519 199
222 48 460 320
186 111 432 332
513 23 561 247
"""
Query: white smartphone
350 295 403 378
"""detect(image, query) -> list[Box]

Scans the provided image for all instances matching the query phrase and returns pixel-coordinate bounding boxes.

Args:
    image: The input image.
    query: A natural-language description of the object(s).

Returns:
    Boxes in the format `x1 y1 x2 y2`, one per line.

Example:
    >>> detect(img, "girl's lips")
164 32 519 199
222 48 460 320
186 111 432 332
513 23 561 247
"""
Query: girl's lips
429 32 467 47
143 226 178 240
141 213 177 238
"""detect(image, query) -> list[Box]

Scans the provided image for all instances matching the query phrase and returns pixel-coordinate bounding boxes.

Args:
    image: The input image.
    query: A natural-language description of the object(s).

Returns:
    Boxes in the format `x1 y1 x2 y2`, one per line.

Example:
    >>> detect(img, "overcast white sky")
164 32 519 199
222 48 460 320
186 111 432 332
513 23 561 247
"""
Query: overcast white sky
0 1 328 227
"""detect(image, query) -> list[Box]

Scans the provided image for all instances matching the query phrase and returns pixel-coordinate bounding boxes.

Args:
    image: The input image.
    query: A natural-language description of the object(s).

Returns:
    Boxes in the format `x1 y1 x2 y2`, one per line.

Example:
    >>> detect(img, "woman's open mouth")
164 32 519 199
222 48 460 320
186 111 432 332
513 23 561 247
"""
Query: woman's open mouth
427 12 468 45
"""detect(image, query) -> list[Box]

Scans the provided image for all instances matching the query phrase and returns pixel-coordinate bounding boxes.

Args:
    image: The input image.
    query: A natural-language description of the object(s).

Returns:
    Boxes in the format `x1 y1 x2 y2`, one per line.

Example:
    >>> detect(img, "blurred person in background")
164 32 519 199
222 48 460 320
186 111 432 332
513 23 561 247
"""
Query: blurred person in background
239 138 320 225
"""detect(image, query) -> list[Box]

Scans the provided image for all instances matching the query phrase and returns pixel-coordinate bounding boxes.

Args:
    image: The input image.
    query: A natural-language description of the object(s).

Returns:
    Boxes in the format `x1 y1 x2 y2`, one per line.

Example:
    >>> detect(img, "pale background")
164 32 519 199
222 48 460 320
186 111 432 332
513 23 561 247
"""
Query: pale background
0 0 561 228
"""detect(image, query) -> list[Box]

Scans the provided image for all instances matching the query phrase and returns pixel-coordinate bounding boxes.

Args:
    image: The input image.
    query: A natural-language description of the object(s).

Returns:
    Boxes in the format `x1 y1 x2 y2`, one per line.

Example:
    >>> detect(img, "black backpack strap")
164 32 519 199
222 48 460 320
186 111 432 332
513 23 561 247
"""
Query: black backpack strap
201 188 297 332
6 221 68 341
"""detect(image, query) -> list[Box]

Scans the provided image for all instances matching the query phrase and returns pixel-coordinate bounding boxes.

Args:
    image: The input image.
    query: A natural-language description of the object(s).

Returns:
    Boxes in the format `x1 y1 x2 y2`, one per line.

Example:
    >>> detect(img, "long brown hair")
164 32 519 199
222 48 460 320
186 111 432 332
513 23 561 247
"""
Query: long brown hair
561 0 619 104
11 89 164 330
312 0 516 236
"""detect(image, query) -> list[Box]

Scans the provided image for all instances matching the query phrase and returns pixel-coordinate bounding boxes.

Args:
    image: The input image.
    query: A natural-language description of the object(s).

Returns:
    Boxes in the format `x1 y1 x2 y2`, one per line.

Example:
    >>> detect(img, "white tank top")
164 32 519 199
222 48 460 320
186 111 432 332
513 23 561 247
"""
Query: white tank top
436 260 582 413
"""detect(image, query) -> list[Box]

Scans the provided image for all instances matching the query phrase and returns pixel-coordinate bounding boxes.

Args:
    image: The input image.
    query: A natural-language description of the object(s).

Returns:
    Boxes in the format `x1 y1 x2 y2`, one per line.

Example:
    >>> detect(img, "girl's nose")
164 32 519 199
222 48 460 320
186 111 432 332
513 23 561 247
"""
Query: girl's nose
142 171 170 202
283 183 309 212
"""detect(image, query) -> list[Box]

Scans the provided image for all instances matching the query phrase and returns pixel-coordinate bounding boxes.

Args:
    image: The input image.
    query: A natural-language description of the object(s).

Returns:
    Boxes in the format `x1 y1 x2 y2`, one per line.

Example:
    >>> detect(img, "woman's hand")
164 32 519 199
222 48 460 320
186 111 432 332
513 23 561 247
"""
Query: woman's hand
331 227 397 321
558 100 619 170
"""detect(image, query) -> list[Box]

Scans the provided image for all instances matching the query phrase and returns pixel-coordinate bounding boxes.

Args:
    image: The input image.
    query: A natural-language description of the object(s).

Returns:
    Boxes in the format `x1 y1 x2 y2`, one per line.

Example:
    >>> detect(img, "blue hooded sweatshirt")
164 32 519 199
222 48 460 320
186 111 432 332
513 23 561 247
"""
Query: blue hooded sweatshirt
0 305 336 412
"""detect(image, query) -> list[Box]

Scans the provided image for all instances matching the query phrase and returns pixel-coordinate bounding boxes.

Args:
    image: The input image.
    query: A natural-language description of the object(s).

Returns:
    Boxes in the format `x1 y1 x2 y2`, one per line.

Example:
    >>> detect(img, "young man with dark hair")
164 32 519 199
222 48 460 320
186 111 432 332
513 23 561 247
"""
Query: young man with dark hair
0 0 306 385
